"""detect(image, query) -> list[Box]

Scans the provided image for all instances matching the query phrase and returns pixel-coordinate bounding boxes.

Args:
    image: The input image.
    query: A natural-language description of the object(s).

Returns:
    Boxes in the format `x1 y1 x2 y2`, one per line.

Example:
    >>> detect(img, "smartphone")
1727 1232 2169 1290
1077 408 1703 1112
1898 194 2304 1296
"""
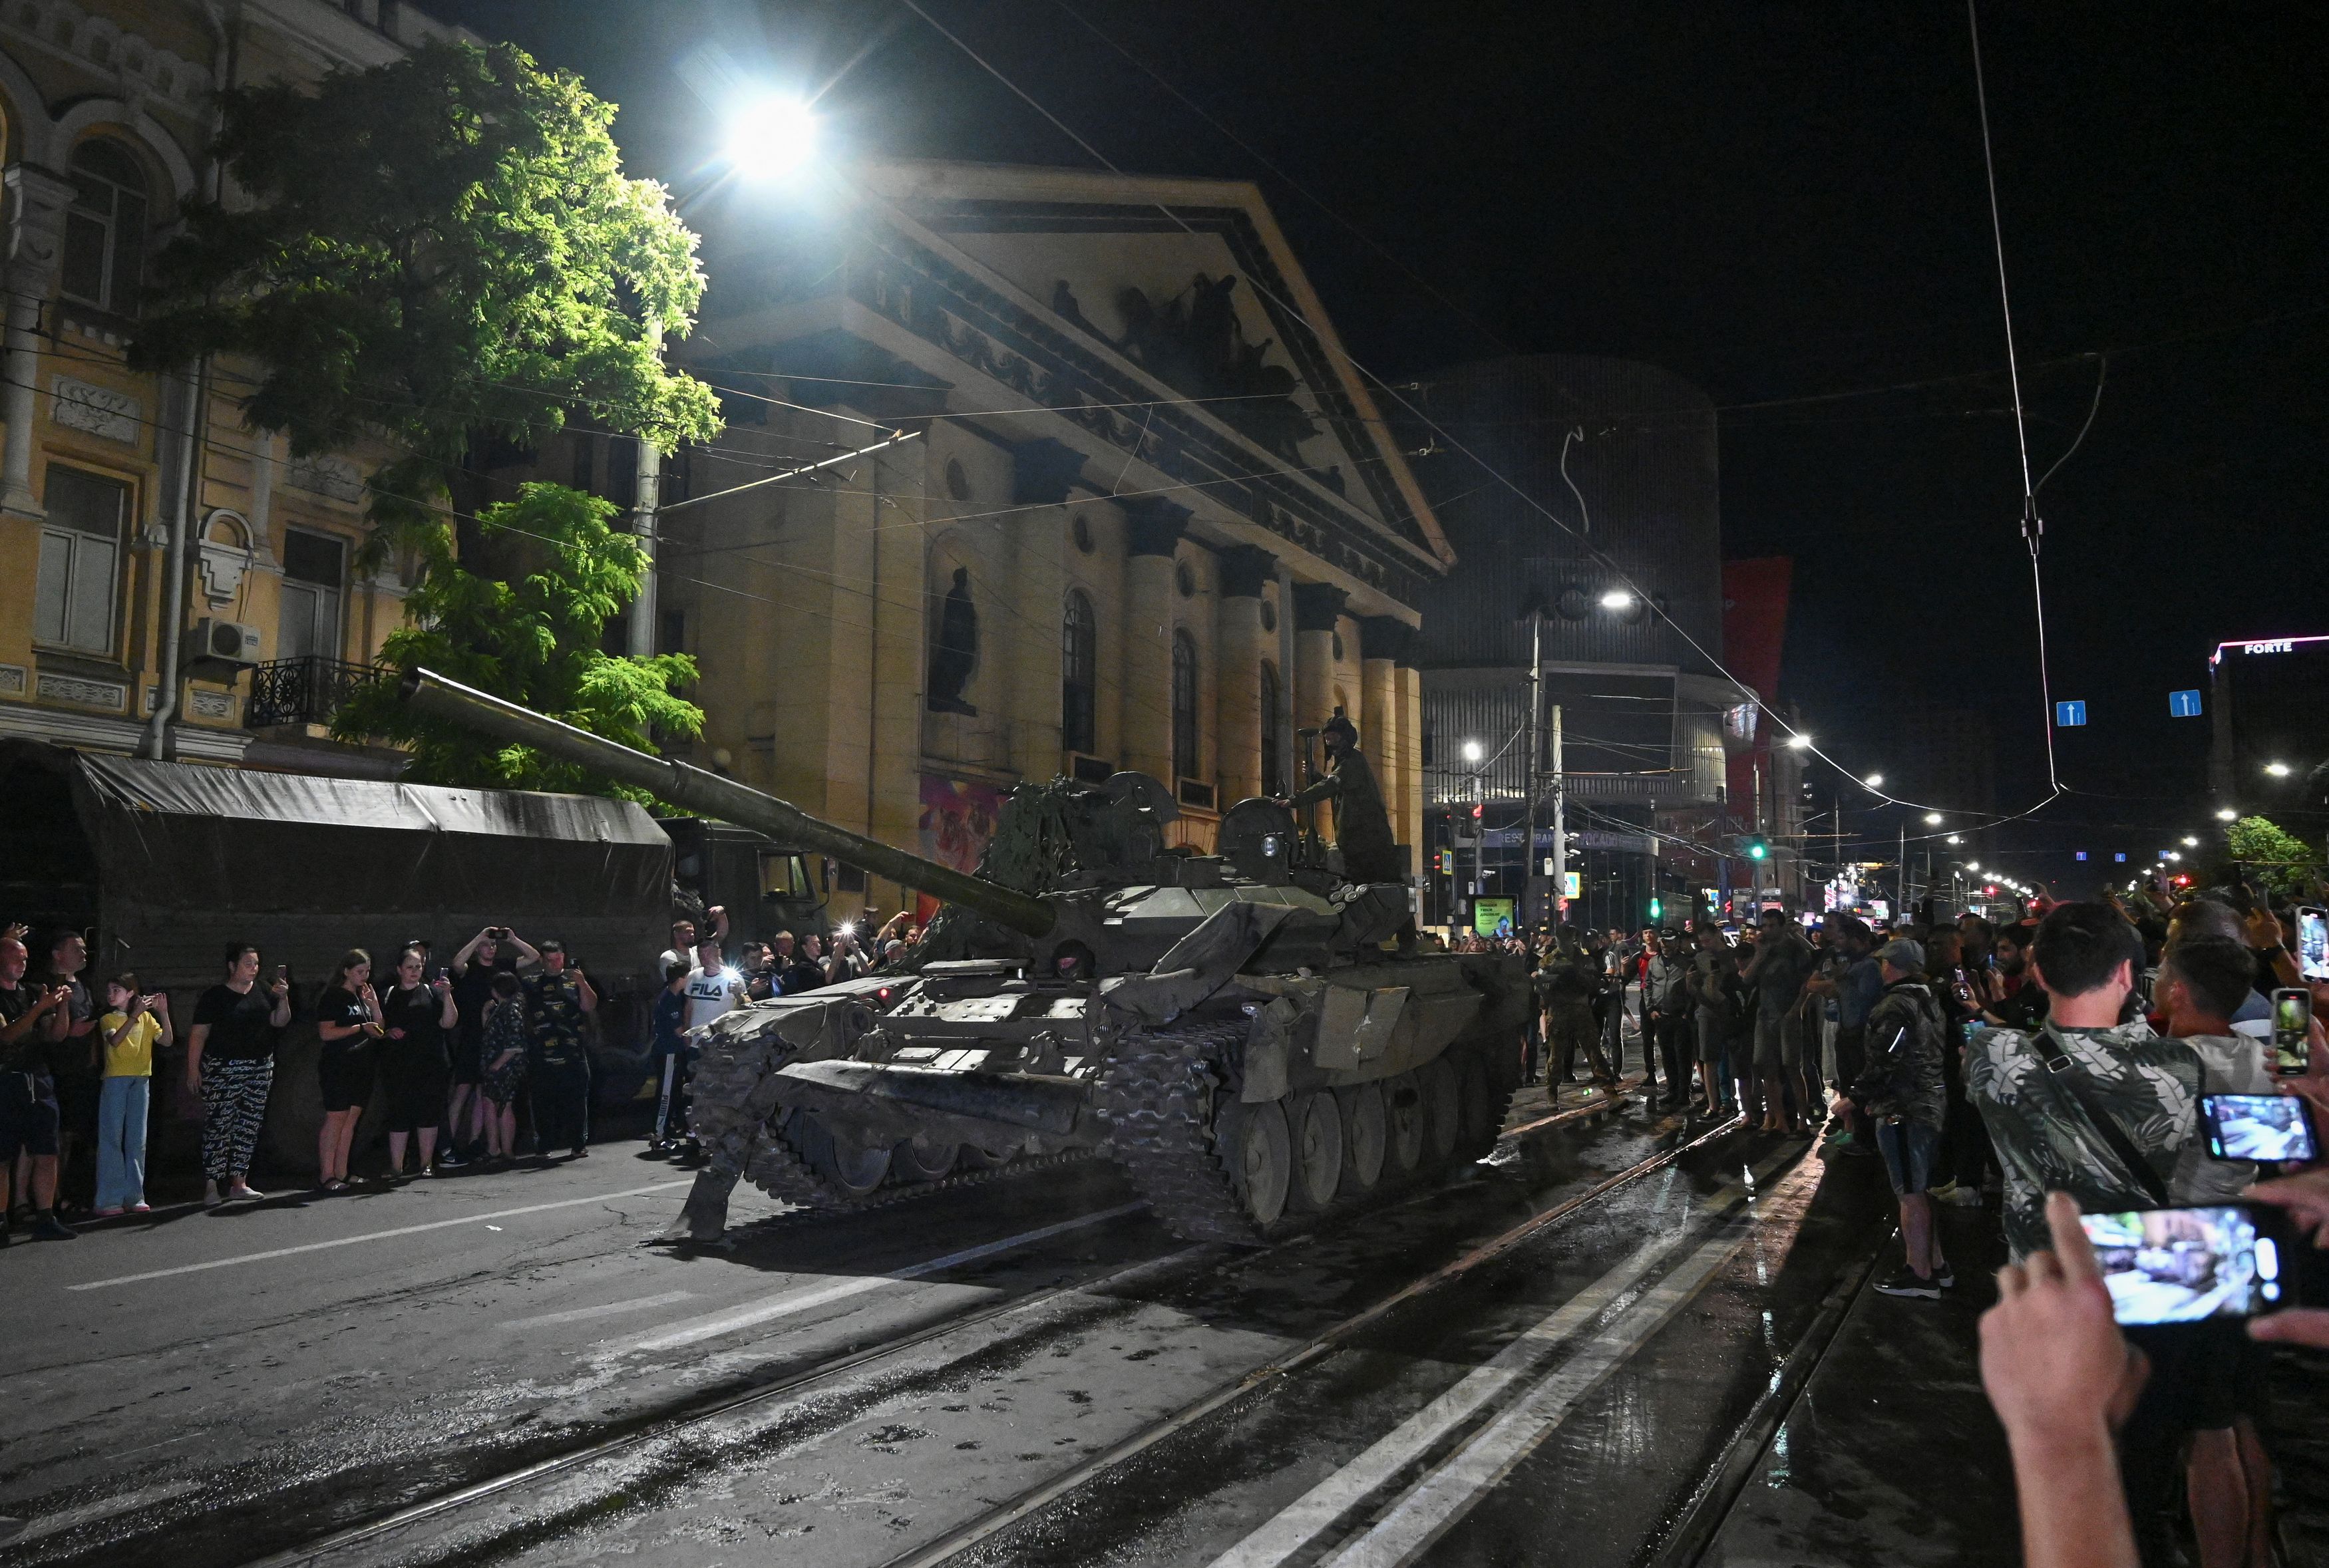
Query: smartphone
2298 908 2329 983
2272 987 2312 1075
2077 1205 2290 1324
2200 1093 2318 1164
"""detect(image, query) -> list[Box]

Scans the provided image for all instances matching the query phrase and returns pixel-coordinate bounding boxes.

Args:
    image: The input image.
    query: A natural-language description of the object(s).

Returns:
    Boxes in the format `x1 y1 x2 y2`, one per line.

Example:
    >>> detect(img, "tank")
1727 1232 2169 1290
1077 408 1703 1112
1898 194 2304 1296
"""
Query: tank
398 669 1532 1243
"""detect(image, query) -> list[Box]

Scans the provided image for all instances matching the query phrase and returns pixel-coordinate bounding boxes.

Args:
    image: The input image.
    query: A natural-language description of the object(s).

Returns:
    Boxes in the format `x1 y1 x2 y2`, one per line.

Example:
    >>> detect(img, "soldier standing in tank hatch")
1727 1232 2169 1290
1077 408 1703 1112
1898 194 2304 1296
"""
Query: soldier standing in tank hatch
1276 713 1417 953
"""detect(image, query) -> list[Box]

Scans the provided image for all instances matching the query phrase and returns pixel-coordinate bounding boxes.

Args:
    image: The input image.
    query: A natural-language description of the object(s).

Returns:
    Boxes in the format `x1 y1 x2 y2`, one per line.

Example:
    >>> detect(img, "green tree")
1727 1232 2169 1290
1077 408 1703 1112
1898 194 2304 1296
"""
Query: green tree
132 40 725 790
134 39 721 540
2225 815 2322 898
330 484 699 796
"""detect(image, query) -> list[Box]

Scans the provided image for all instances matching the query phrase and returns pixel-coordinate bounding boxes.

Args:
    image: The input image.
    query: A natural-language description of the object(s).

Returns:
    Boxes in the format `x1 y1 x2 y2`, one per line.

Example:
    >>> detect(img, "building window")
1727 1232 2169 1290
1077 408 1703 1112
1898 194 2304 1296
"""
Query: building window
35 466 127 653
608 437 638 510
1260 660 1283 796
61 142 148 316
1061 589 1097 754
279 528 346 661
571 432 596 492
1172 630 1199 782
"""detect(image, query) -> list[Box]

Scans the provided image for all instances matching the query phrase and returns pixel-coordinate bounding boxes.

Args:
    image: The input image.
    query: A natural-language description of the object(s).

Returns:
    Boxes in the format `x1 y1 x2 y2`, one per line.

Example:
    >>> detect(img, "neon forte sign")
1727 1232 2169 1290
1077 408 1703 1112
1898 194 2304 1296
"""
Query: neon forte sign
2209 633 2329 667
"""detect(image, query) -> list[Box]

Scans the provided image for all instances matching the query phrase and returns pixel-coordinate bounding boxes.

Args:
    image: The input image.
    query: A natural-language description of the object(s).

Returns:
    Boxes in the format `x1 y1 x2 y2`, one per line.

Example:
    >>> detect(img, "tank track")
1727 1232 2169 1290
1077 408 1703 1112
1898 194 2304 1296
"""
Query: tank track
1095 1022 1258 1244
688 1028 1089 1216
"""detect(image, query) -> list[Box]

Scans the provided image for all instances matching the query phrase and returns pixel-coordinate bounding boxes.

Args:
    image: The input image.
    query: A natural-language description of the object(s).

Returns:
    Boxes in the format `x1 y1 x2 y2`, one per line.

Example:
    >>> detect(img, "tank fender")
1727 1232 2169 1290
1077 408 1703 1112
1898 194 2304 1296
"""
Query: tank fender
1103 899 1298 1025
709 991 877 1063
1240 995 1310 1103
773 1058 1089 1137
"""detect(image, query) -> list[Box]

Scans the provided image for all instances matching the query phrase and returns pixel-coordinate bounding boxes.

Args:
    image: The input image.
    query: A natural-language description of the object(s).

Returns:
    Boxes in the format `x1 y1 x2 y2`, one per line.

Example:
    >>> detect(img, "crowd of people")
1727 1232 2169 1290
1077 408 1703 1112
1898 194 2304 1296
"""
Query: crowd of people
0 902 928 1238
1455 879 2328 1568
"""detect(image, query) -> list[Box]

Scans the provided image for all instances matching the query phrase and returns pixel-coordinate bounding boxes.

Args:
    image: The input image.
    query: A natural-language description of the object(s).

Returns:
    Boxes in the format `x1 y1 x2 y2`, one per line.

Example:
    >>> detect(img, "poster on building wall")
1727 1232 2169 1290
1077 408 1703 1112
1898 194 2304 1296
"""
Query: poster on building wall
1473 897 1515 939
916 774 1009 924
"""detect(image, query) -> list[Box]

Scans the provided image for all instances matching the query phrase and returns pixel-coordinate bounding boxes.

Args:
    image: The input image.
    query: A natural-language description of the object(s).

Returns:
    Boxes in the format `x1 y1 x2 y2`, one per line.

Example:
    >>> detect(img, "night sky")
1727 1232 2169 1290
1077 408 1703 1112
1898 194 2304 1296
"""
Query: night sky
439 0 2329 893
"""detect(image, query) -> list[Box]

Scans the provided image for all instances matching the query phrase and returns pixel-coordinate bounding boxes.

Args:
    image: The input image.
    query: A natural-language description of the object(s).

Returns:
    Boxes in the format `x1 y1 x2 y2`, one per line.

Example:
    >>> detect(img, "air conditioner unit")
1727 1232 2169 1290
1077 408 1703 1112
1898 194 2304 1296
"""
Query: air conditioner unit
183 617 262 673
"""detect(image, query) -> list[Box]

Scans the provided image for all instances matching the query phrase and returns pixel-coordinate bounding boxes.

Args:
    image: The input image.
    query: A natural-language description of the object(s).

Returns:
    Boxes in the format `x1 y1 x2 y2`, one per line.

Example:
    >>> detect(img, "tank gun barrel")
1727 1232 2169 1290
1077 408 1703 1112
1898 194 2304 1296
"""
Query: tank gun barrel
397 669 1056 939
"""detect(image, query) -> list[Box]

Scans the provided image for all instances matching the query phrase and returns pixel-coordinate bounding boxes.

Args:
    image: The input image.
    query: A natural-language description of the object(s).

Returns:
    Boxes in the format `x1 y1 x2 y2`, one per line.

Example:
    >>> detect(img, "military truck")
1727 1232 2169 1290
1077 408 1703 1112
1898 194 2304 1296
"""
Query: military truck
399 669 1531 1243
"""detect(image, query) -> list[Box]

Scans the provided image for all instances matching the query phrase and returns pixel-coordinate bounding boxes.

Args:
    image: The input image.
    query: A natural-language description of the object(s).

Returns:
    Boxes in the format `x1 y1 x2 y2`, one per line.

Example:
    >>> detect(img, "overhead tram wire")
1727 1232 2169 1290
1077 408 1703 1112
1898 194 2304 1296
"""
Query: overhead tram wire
894 0 2056 830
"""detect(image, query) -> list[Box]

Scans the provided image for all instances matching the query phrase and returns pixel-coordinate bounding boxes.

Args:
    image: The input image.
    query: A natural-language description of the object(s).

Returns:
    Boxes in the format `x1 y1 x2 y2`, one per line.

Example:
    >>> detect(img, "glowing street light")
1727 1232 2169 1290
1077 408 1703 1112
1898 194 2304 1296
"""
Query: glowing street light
1967 862 1982 873
725 96 820 180
1863 773 1884 788
1461 739 1484 764
2180 835 2199 848
1783 732 1812 750
1946 835 1962 845
1598 589 1636 611
1923 812 1943 826
2266 761 2293 777
2215 808 2239 821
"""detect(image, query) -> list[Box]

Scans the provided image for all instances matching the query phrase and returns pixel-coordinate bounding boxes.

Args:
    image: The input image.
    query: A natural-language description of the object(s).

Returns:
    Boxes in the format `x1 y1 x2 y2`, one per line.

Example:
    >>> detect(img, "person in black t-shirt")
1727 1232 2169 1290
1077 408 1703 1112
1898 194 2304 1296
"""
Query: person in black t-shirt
447 925 538 1164
522 942 596 1158
313 949 381 1192
1 933 77 1240
187 942 291 1205
39 929 97 1211
378 944 458 1178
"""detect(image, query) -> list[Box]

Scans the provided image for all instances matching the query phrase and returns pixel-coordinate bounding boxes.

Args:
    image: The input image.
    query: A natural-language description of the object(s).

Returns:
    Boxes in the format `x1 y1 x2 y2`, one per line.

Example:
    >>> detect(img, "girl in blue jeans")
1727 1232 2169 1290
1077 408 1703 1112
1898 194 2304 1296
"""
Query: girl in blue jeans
94 975 171 1214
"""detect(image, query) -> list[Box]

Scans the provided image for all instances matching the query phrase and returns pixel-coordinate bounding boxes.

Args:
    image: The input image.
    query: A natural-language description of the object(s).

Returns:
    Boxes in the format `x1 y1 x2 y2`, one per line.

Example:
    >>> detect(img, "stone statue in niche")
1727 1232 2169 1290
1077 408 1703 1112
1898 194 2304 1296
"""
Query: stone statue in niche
1113 273 1319 463
926 565 980 716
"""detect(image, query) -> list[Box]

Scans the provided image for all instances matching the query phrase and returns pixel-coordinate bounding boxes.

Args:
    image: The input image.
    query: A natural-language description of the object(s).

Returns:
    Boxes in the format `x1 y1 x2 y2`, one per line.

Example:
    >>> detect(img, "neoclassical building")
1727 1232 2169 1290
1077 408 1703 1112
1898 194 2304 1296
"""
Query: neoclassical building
652 160 1454 917
0 0 454 775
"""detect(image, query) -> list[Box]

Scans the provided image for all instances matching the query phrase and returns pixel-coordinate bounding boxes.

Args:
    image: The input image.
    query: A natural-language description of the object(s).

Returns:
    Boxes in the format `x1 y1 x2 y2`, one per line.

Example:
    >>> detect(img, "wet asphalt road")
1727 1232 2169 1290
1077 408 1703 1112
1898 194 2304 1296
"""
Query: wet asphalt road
2 1080 1894 1568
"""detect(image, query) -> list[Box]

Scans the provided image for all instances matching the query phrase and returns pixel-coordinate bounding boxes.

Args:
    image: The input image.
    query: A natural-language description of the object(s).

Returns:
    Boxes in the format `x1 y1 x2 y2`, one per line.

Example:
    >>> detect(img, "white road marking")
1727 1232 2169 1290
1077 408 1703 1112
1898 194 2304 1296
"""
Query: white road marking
8 1480 201 1545
1212 1147 1793 1568
626 1201 1149 1352
1320 1226 1750 1567
65 1181 693 1291
501 1291 698 1329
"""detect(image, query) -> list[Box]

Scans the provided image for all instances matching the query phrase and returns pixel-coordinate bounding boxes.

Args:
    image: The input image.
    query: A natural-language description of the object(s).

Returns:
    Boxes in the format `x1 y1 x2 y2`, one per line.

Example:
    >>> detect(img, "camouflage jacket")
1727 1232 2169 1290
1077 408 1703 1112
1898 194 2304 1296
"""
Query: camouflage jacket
1851 980 1948 1129
1964 1019 2203 1260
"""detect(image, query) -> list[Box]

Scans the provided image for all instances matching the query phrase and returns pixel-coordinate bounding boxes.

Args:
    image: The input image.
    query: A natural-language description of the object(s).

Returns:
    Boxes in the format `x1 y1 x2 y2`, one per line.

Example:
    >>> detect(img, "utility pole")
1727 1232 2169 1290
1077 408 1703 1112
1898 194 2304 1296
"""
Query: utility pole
1898 819 1909 923
1522 610 1544 928
1550 702 1566 927
625 323 665 660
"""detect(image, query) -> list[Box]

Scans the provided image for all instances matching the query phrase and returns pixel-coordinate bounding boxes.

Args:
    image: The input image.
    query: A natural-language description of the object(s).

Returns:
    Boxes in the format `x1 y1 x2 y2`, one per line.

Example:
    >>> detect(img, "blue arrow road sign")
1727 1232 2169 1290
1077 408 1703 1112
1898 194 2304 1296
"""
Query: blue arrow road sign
2169 689 2203 718
2056 700 2088 727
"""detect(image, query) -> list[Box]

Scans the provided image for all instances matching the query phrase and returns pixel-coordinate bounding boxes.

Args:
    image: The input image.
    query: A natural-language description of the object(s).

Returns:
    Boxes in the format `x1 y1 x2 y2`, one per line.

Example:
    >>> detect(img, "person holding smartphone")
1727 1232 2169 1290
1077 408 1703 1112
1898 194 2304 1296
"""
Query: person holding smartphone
522 941 596 1159
313 950 381 1193
447 924 538 1164
377 945 456 1178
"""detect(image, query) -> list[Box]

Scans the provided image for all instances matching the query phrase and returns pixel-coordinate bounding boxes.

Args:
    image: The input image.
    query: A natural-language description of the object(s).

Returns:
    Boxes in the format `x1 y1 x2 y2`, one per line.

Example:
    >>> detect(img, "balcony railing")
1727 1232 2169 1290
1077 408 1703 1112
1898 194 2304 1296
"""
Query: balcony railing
244 657 387 730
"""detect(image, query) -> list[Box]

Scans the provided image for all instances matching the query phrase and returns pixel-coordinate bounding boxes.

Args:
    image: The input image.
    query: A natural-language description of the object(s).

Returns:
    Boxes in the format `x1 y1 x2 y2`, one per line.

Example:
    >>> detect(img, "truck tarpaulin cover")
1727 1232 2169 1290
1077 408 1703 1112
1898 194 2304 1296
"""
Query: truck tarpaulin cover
30 744 671 991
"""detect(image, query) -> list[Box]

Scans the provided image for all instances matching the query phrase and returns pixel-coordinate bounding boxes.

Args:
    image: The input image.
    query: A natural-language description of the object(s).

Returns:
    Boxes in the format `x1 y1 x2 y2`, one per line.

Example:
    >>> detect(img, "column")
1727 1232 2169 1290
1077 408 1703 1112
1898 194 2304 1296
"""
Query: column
1397 659 1425 870
1359 615 1411 856
1119 498 1187 782
1291 582 1347 770
1 165 73 520
1214 545 1276 808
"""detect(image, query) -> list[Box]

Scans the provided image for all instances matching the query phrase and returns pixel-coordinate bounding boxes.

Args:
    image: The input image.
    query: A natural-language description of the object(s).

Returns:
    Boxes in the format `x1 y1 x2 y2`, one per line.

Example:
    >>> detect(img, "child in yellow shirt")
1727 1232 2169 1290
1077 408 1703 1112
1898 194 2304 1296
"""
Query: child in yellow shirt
95 974 171 1215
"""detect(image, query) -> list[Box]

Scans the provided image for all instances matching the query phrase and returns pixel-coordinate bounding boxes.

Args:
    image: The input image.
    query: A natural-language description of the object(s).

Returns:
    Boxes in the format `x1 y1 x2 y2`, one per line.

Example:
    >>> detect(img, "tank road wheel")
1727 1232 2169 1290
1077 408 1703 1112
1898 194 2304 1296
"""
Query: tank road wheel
1452 1048 1499 1161
790 1110 892 1198
1419 1058 1461 1168
1385 1072 1427 1177
1336 1083 1387 1195
1217 1097 1294 1227
890 1132 962 1185
1285 1092 1345 1212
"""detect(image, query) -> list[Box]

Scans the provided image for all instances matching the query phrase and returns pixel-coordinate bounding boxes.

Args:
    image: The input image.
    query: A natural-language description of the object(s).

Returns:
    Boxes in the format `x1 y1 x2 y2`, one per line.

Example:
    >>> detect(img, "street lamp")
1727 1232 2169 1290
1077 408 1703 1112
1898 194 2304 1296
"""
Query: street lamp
1967 862 1981 872
1864 773 1884 788
1923 812 1943 826
2266 761 2293 778
1461 739 1484 764
1784 732 1813 750
2181 835 2199 848
1598 589 1636 610
725 96 820 180
1946 834 1962 845
2216 808 2239 822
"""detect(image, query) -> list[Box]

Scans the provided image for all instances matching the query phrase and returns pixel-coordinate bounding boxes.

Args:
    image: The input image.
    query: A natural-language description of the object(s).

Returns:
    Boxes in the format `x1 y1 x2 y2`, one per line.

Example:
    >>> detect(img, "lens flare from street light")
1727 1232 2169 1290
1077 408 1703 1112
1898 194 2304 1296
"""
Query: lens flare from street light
1461 739 1484 763
726 96 818 180
2266 761 2292 777
1784 732 1812 750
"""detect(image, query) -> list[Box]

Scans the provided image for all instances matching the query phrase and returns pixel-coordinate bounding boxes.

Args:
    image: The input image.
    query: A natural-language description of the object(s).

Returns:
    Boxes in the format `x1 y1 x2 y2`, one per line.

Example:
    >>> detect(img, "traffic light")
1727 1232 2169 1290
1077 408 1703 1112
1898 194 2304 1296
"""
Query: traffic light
1648 896 1663 922
1740 836 1769 862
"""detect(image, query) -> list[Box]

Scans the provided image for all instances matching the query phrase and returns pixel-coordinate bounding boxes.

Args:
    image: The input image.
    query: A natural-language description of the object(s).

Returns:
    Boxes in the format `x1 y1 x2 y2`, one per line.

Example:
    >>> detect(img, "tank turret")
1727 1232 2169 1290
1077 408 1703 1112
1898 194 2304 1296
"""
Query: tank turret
397 669 1528 1245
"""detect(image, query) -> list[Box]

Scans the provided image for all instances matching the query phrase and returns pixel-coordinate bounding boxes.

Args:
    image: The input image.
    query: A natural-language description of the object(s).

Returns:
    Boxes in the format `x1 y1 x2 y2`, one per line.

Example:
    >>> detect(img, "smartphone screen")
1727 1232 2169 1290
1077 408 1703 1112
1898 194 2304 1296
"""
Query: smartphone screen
2273 987 2312 1074
2299 909 2329 983
2201 1093 2318 1163
2078 1205 2284 1323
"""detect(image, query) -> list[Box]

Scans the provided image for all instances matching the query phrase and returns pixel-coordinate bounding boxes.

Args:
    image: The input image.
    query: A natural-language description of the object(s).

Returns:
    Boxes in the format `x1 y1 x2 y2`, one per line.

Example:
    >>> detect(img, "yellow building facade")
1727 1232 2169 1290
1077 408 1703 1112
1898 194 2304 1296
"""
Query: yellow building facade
655 162 1453 918
0 0 454 774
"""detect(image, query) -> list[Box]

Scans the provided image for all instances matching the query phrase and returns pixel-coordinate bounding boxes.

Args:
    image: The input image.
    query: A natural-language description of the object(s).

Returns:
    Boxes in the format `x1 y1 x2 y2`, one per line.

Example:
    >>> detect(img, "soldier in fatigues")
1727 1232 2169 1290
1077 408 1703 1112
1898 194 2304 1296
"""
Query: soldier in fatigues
1282 714 1414 950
